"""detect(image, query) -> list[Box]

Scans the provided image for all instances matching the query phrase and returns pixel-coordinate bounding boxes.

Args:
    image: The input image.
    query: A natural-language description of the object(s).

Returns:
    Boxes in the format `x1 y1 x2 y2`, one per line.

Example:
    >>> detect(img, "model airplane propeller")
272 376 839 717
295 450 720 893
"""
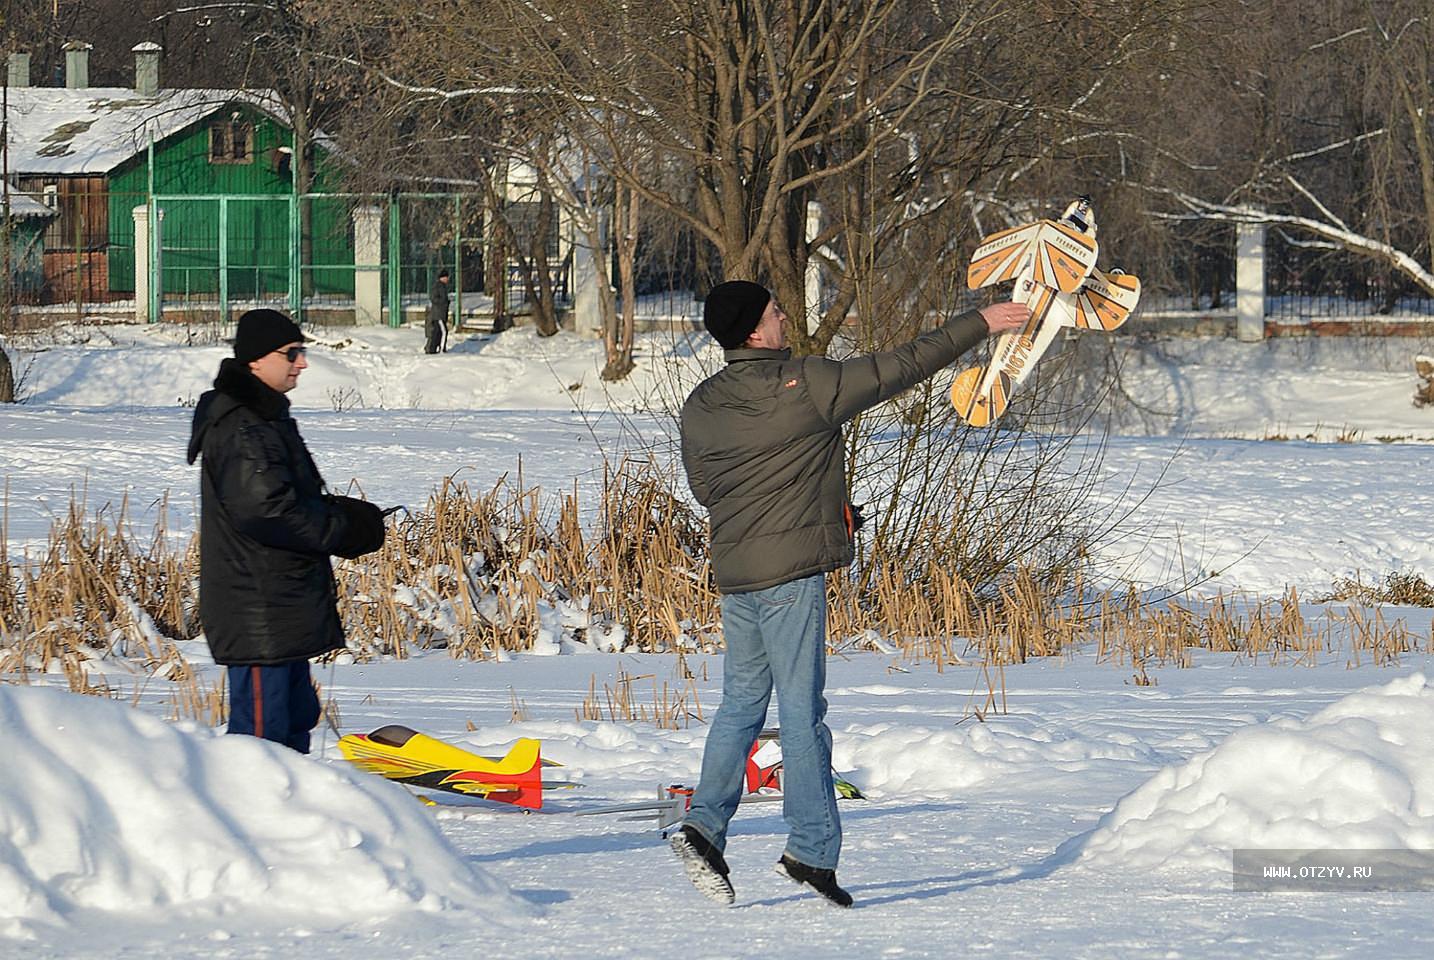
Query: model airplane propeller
951 196 1142 426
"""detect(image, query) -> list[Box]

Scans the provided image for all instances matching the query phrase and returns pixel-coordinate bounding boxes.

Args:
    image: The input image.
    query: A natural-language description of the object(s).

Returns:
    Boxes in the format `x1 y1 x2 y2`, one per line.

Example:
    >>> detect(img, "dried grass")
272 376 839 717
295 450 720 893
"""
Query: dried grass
1320 571 1434 607
2 471 1425 721
575 665 705 729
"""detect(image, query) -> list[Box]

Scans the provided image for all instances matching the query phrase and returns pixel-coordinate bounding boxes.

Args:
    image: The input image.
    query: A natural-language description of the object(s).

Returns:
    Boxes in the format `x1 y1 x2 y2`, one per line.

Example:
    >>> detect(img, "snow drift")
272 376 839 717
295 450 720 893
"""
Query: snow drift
1068 672 1434 874
0 685 531 939
834 718 1160 798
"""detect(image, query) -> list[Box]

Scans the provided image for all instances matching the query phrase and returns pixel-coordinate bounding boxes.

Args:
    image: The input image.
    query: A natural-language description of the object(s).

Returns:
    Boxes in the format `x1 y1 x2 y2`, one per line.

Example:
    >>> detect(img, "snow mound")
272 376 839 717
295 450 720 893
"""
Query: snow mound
835 720 1160 798
1070 673 1434 873
0 686 531 939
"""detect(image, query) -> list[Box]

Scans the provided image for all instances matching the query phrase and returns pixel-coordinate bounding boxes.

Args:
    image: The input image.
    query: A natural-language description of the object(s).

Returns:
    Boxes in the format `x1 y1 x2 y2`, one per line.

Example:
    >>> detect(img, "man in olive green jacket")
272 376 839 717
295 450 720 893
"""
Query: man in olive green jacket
670 280 1028 907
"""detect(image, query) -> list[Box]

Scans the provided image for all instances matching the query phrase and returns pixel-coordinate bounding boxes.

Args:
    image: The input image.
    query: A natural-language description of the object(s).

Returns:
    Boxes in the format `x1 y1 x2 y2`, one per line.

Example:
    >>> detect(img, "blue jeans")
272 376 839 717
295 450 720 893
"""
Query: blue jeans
227 661 322 753
684 574 841 869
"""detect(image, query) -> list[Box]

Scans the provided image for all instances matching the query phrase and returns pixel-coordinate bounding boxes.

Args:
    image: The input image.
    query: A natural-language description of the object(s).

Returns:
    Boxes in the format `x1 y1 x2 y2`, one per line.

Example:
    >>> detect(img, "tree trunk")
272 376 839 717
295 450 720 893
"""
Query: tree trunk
0 346 15 403
603 185 639 381
292 101 314 299
530 187 560 337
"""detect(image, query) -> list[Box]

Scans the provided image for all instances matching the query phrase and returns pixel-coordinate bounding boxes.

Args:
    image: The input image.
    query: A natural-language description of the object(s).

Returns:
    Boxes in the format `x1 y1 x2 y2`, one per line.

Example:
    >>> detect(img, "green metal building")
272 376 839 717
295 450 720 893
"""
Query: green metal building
6 42 351 307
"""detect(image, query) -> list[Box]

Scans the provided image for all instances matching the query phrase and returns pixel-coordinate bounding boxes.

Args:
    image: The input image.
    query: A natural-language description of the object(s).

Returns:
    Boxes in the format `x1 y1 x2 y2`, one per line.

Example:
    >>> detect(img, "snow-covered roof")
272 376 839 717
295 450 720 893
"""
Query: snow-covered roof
2 192 56 219
3 86 298 176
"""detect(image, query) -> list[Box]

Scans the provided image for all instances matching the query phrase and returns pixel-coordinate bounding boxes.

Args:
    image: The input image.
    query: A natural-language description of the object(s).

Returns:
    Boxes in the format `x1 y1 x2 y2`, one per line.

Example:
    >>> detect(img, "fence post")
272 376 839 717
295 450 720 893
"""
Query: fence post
132 205 149 323
1236 220 1265 342
805 200 822 335
288 194 301 321
453 194 463 326
387 196 401 327
217 197 228 325
352 205 383 325
150 205 164 323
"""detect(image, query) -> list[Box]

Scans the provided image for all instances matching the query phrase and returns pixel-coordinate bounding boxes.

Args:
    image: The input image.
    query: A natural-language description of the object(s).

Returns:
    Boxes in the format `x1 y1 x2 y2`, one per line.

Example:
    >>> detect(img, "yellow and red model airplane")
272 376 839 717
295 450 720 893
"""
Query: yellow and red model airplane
951 196 1142 426
338 724 548 810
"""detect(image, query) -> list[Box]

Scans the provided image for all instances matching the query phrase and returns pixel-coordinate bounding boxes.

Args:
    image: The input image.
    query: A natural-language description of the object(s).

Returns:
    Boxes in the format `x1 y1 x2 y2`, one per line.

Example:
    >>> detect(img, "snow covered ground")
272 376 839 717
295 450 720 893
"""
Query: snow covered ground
5 319 1434 958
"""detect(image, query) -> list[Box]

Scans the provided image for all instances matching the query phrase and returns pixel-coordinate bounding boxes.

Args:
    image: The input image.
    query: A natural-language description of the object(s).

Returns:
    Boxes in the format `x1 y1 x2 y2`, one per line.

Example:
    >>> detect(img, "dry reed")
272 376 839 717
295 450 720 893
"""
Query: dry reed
575 665 705 729
2 469 1426 721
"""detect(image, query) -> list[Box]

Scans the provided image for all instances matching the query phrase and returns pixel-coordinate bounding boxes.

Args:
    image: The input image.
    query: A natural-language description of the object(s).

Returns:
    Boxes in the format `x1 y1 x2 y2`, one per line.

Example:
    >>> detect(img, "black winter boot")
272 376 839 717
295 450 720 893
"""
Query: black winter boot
776 853 853 907
670 825 735 905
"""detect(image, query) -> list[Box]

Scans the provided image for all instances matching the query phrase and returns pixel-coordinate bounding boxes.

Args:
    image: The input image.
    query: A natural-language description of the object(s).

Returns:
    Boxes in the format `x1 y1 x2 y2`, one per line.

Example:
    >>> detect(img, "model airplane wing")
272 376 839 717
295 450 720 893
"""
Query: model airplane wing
338 725 545 809
1066 267 1141 330
967 219 1099 295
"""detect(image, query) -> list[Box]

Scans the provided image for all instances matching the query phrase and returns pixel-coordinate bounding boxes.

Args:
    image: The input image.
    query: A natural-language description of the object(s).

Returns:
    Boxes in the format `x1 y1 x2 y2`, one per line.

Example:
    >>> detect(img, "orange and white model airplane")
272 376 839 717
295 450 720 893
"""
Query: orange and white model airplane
951 196 1141 426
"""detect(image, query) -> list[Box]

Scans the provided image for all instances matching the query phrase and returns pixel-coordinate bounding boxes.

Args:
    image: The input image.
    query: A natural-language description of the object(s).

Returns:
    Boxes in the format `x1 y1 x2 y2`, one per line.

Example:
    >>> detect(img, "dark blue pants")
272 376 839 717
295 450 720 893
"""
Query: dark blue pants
227 661 322 754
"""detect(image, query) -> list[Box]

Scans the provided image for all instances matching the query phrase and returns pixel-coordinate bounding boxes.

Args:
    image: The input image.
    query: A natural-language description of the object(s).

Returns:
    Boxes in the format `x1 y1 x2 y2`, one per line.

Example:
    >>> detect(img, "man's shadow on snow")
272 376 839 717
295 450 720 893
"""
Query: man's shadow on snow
444 332 501 356
741 819 1094 910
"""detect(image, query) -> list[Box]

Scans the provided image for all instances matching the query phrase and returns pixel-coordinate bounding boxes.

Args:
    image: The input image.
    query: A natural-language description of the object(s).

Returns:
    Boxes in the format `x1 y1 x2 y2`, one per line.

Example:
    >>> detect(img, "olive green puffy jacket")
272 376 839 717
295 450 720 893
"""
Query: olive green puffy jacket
680 310 988 593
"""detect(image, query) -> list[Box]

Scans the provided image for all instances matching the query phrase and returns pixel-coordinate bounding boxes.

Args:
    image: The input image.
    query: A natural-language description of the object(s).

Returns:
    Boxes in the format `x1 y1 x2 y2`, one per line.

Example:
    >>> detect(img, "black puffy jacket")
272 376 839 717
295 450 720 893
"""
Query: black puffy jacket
186 359 382 665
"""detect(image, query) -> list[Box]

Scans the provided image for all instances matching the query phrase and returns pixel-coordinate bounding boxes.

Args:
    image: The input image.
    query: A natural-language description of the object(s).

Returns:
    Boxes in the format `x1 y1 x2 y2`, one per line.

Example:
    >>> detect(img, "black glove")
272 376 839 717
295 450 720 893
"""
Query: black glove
329 495 387 559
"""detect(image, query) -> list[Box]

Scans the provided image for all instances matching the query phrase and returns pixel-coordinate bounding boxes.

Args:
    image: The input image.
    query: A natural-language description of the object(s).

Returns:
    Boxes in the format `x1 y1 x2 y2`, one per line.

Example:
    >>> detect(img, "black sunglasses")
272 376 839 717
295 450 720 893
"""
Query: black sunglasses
272 345 307 362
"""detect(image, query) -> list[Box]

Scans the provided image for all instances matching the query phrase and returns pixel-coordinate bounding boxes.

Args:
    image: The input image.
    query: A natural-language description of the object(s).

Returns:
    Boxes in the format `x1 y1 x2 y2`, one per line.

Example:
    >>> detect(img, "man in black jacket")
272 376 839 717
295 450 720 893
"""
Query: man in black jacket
670 281 1028 907
426 269 451 354
187 309 385 753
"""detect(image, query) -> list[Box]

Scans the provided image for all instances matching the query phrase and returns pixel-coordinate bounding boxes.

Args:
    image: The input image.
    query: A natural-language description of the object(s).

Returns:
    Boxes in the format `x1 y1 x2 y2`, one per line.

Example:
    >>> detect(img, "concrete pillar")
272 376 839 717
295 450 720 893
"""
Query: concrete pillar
133 205 150 323
63 41 91 90
351 205 383 326
571 209 607 340
1236 221 1266 342
7 52 30 88
804 200 822 335
132 42 161 97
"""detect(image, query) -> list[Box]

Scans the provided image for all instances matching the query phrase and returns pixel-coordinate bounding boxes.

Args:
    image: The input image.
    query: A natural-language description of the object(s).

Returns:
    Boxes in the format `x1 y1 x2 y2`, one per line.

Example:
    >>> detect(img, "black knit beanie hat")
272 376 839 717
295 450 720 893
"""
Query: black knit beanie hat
233 309 306 363
703 280 771 349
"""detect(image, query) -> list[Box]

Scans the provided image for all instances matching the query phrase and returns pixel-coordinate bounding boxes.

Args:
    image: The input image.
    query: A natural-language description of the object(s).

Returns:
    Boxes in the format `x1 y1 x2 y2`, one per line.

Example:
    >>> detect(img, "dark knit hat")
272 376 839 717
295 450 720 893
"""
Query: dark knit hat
703 280 771 349
233 309 306 363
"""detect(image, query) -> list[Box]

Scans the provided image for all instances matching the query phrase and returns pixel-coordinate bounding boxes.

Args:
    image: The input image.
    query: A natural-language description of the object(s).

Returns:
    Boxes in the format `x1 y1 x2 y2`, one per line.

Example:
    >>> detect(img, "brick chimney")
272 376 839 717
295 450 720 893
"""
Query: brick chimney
133 41 161 96
6 51 30 88
63 40 91 89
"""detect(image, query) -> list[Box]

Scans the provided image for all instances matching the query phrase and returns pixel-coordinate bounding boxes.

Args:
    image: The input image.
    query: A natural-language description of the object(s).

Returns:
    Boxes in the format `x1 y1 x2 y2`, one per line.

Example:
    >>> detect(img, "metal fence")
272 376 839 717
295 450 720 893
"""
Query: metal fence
1263 228 1434 320
4 186 1430 328
5 189 568 330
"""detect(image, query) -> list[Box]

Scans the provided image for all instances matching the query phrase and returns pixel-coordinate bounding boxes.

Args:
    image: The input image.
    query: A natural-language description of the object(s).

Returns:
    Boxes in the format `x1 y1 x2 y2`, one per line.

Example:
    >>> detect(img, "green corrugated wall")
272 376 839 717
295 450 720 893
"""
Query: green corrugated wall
106 104 352 296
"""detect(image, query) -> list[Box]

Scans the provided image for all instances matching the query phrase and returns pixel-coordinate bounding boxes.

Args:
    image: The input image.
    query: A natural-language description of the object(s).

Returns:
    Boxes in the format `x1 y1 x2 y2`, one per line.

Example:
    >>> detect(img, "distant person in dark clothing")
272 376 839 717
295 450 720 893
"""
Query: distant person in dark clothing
426 269 451 354
186 309 386 752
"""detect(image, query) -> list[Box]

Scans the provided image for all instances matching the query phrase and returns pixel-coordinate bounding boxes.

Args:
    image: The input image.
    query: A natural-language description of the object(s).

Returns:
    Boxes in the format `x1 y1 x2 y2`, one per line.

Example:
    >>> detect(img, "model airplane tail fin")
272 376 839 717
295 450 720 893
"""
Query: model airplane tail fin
1071 269 1141 331
441 738 543 809
950 365 1010 427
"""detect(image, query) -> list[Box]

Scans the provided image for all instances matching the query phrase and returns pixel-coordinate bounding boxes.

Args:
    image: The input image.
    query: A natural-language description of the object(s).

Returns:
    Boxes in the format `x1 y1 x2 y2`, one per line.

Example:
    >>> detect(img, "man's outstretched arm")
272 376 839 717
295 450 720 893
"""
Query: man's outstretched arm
807 302 1031 426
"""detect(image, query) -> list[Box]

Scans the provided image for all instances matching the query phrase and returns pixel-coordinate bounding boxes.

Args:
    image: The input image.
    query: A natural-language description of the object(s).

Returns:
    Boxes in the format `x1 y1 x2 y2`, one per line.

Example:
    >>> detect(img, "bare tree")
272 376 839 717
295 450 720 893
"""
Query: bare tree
1132 0 1434 299
0 339 12 402
287 0 1217 597
303 2 1003 353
